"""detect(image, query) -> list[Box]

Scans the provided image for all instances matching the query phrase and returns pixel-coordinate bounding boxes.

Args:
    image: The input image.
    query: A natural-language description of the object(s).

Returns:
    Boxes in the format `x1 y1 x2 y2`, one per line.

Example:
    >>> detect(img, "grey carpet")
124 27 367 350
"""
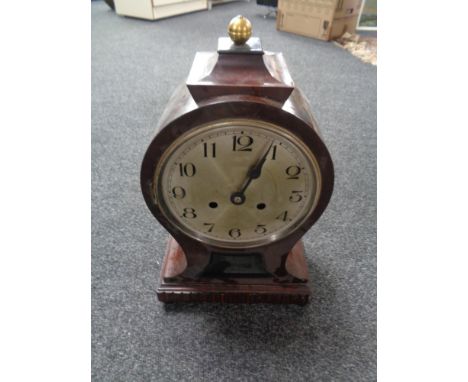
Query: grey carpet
92 1 377 381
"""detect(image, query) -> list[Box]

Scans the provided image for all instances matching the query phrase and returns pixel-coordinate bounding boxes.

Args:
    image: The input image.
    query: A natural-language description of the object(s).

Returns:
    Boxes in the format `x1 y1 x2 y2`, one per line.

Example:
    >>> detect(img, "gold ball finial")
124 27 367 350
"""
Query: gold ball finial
228 15 252 45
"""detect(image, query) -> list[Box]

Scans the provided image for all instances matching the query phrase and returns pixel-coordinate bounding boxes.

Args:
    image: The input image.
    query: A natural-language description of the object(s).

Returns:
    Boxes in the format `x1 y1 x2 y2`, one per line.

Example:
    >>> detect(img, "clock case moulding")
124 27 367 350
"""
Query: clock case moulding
140 37 334 305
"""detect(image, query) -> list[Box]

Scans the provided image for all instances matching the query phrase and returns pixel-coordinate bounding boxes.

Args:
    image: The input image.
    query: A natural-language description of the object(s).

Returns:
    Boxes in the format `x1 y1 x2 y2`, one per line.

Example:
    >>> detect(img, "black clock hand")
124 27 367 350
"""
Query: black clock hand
231 141 274 205
240 142 273 190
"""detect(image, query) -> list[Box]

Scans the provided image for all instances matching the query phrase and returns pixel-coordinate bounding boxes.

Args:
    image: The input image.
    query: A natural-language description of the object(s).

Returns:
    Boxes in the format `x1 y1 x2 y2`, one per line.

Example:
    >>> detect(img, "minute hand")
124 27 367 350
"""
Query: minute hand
240 142 273 191
231 141 274 205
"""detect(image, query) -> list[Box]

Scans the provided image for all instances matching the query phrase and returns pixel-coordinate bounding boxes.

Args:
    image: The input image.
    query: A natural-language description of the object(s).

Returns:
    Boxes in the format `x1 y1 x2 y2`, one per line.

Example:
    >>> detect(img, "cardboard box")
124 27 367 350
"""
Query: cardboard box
334 0 362 18
276 0 361 41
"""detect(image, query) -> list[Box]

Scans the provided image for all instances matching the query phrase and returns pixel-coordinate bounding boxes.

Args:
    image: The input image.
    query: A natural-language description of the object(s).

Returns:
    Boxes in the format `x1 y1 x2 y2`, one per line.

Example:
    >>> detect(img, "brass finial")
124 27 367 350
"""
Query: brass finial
228 15 252 45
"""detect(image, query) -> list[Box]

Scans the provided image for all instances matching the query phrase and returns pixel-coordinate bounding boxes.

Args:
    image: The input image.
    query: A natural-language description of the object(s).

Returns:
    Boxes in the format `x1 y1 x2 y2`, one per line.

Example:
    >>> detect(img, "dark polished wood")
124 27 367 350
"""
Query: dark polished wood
141 44 334 304
157 237 310 305
186 52 294 103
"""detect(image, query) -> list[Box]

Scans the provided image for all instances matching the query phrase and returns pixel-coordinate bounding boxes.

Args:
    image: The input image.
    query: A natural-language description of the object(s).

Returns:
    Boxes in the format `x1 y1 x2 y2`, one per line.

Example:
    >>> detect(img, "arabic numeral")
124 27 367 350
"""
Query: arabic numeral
228 228 241 238
276 210 292 222
203 223 215 232
171 186 186 199
179 163 196 177
285 165 301 179
254 224 267 234
203 142 216 158
181 208 197 219
269 145 277 160
232 135 254 151
289 190 303 203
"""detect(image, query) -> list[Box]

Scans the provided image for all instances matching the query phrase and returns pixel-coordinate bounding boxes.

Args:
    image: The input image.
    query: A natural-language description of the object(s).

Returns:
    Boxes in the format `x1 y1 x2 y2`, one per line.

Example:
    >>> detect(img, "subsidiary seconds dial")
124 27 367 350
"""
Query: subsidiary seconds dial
153 119 321 248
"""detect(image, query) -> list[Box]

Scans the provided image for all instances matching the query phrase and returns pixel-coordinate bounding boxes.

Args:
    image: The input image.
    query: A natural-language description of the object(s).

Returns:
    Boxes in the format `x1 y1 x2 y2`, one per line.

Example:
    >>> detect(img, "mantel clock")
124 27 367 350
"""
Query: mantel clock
141 16 334 305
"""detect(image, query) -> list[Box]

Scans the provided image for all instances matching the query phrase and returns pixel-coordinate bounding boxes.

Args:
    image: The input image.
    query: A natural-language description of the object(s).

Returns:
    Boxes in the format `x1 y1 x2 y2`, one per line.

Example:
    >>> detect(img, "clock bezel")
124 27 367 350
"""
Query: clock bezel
152 118 322 249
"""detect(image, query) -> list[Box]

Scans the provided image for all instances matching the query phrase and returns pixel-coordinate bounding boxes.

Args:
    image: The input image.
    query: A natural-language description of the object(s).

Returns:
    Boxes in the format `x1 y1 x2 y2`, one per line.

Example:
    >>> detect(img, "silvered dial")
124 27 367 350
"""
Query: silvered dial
154 119 321 248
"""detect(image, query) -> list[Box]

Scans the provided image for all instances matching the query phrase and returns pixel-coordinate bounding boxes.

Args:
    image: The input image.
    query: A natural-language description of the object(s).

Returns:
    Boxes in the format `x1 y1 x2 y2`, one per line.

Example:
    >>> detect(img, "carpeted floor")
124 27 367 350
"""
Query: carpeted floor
92 1 377 381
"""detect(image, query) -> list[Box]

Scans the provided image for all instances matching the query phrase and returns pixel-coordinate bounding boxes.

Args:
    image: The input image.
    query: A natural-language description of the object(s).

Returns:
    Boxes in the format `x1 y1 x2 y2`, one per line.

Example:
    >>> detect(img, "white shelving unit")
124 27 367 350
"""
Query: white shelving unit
208 0 249 11
115 0 208 20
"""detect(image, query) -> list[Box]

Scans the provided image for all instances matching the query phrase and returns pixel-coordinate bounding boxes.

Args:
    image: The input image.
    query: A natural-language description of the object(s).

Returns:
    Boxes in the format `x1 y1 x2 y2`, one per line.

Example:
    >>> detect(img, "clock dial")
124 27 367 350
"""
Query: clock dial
153 119 321 248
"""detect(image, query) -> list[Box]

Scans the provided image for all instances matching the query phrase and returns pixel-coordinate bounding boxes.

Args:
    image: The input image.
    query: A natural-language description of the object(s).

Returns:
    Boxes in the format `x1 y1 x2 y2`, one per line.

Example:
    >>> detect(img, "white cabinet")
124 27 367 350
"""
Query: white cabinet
115 0 208 20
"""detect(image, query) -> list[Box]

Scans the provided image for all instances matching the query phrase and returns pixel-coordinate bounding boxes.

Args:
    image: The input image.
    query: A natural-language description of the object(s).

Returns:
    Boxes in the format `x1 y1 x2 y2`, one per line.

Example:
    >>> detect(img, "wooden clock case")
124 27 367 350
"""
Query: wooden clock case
141 38 334 305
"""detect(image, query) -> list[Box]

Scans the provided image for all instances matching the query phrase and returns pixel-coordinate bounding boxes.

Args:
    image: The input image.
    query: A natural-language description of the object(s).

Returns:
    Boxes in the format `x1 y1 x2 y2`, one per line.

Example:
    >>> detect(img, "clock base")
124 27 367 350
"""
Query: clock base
156 237 311 305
